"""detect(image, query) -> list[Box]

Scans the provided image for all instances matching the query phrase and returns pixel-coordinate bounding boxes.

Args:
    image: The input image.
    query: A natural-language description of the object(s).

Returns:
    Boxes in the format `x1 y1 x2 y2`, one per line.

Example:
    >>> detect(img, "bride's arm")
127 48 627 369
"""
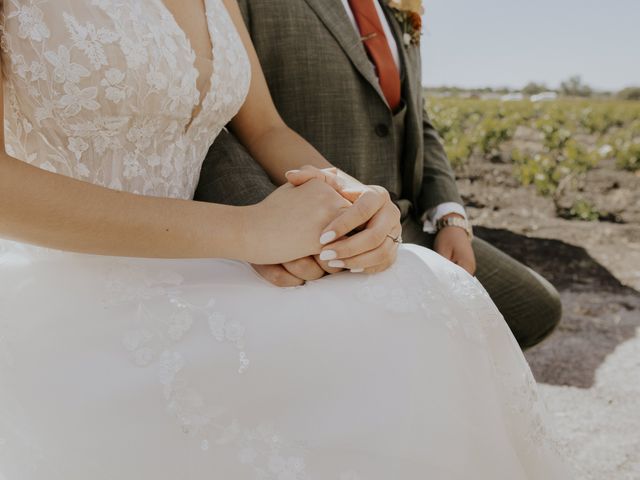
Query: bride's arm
222 0 333 185
0 149 242 260
0 70 349 263
222 0 403 274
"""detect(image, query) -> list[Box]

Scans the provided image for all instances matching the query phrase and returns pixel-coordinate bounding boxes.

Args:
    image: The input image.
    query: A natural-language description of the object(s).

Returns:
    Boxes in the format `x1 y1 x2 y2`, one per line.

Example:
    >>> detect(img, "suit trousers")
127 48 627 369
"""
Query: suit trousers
401 217 562 349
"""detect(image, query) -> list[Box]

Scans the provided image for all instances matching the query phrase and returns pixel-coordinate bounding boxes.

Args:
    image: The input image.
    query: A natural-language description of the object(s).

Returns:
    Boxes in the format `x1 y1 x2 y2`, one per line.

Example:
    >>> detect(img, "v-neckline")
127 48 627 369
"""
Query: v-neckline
156 0 216 135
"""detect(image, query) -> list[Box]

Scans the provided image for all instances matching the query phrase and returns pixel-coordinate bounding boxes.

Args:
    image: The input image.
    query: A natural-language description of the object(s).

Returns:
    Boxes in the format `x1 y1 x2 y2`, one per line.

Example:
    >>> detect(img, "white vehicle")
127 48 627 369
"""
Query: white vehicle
501 93 525 101
531 91 559 102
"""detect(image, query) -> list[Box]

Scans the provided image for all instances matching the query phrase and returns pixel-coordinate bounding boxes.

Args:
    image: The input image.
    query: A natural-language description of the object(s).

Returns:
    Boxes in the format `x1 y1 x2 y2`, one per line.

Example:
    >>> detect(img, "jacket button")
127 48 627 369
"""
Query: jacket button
375 124 390 137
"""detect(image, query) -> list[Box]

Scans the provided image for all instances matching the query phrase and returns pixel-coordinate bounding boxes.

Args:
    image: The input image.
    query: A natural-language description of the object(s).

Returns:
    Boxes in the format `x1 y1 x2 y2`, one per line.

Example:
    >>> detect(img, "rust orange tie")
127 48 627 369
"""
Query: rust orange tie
348 0 402 111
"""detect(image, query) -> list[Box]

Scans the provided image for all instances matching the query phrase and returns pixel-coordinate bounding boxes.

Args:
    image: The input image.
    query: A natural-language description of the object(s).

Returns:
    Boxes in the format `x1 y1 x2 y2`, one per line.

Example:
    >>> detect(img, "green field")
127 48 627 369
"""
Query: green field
426 97 640 202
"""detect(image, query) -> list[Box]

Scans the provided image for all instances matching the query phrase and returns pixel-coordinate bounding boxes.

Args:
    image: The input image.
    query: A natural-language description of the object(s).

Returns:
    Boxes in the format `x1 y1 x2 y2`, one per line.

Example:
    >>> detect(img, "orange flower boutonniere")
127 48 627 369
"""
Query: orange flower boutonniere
387 0 423 46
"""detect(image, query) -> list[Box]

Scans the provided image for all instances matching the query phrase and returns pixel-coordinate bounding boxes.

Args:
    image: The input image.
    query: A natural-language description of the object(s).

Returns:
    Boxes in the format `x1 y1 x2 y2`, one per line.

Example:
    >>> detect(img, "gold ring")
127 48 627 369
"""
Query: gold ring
387 233 402 244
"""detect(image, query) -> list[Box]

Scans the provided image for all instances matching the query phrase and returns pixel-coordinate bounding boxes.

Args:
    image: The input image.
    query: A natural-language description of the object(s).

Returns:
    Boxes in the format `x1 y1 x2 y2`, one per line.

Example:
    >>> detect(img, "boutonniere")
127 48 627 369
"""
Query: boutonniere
387 0 423 46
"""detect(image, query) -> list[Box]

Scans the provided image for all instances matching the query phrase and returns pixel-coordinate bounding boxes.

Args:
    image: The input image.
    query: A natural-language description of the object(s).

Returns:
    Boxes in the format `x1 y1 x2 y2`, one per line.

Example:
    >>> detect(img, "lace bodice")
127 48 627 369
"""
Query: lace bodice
0 0 250 199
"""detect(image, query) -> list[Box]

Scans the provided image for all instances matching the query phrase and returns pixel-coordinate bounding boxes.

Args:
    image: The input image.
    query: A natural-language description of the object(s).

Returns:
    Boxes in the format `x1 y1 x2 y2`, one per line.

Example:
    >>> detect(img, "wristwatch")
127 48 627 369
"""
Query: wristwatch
435 216 474 240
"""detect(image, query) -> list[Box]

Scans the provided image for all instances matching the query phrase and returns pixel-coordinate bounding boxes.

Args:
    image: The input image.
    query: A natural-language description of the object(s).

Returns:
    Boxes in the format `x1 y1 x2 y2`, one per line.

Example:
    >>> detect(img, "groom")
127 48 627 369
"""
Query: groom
195 0 561 349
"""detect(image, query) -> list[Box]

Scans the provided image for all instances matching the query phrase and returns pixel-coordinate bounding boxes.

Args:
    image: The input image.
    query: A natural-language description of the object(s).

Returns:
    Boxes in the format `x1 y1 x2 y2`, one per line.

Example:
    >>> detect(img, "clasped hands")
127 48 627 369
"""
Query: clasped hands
253 166 402 287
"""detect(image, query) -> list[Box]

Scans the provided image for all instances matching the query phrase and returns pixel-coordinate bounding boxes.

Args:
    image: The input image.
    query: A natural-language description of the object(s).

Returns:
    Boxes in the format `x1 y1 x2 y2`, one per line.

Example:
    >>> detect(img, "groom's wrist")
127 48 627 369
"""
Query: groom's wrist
421 202 468 233
435 214 474 240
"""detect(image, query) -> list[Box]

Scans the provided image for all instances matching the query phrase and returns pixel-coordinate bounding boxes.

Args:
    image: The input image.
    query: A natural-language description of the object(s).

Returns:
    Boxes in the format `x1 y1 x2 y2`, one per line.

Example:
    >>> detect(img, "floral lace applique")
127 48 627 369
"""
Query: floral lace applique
355 255 441 314
147 341 309 478
491 361 563 453
102 261 284 472
99 259 321 476
356 252 500 344
103 262 249 372
0 0 250 201
103 263 184 305
208 311 250 373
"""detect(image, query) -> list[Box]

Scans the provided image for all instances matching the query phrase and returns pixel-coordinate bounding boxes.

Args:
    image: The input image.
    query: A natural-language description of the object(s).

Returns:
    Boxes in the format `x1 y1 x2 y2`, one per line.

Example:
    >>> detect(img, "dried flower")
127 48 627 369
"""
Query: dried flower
387 0 423 46
388 0 423 14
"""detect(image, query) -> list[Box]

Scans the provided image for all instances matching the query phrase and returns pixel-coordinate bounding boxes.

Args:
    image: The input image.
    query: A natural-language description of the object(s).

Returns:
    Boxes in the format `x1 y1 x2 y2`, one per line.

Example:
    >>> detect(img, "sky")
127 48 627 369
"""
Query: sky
420 0 640 91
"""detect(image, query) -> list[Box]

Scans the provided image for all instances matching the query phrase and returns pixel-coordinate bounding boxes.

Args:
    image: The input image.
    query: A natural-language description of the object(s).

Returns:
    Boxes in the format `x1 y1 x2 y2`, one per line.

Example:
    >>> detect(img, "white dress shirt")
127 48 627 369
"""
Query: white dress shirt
340 0 467 232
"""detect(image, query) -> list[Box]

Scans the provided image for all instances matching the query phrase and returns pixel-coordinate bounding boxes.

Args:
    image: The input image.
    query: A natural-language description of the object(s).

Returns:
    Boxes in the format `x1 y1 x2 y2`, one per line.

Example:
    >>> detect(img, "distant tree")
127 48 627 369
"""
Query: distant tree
618 87 640 101
560 76 593 97
522 82 549 95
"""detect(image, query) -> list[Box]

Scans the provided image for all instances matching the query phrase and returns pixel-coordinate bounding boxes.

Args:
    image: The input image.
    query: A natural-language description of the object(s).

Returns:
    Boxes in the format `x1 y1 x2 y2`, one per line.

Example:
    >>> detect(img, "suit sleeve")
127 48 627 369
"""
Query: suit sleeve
414 49 464 216
194 129 277 206
417 103 463 211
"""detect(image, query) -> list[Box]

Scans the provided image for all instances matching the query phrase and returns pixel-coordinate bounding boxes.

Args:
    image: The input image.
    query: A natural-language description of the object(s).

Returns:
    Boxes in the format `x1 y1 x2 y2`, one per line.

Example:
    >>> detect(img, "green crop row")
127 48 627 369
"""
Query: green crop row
426 97 640 189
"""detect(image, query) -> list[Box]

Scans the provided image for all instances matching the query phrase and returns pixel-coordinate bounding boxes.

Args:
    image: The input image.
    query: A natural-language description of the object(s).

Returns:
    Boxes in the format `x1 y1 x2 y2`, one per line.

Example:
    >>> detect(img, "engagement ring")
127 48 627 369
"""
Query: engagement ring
387 233 403 244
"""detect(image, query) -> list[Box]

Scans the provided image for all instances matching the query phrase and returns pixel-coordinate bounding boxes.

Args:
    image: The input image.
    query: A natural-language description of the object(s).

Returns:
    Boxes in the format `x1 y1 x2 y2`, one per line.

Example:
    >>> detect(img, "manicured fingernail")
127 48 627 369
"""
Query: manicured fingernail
284 169 300 177
319 250 337 261
328 260 345 268
319 231 336 245
350 268 364 273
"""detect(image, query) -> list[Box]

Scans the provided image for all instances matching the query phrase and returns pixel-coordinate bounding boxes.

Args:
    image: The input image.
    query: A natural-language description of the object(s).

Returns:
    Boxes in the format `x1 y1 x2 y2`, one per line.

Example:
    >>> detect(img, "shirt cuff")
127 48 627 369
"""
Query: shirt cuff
422 202 467 233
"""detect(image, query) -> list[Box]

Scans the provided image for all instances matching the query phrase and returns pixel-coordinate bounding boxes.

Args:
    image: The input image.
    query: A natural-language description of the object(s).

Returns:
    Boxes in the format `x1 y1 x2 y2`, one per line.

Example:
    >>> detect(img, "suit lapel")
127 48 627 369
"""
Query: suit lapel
303 0 387 106
303 0 424 203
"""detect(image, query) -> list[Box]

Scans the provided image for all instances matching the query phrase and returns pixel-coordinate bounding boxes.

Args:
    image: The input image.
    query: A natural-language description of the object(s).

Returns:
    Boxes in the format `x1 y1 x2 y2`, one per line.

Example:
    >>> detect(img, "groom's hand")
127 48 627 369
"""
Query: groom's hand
285 166 401 274
252 256 341 287
433 214 476 275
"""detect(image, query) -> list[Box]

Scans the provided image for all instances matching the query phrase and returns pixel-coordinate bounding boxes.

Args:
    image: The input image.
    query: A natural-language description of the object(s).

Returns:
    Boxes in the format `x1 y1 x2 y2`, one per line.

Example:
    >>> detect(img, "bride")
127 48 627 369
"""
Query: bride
0 0 571 478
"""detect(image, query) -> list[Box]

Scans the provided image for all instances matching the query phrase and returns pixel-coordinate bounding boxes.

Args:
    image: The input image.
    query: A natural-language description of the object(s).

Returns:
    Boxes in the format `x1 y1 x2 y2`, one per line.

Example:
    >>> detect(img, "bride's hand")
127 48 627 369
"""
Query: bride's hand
245 179 352 265
285 166 402 274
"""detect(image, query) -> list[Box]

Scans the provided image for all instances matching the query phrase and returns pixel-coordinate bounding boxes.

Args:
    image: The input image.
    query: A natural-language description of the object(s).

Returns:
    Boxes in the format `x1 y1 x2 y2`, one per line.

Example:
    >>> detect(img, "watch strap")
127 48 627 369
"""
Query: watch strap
435 216 474 239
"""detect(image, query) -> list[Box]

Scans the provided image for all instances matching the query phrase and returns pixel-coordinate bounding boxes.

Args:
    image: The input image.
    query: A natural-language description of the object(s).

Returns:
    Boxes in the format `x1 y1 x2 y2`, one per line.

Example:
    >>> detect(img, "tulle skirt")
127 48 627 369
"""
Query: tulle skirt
0 240 570 479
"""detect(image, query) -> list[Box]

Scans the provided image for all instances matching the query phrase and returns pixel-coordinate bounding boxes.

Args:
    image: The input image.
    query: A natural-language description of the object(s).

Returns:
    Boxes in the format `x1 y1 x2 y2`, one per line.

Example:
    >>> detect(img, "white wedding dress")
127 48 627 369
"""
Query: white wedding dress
0 1 571 478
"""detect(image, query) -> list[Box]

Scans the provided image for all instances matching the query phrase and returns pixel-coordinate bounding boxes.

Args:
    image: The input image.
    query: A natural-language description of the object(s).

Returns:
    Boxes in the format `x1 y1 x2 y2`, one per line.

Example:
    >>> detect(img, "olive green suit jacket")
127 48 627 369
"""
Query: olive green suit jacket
196 0 463 220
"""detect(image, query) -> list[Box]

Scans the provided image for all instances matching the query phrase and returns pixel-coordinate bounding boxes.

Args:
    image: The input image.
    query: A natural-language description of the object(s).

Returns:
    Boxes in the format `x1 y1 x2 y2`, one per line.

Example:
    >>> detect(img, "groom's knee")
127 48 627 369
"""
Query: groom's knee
516 270 562 350
471 237 563 350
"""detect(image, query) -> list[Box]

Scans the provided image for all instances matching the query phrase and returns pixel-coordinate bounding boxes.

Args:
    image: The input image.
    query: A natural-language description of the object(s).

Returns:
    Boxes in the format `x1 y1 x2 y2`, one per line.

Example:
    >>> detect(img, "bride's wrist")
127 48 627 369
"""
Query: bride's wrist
233 203 260 262
189 202 253 261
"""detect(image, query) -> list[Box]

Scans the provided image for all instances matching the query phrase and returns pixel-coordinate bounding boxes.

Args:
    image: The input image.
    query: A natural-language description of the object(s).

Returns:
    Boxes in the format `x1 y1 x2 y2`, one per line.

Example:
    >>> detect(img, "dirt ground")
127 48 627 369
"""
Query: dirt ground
456 156 640 479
